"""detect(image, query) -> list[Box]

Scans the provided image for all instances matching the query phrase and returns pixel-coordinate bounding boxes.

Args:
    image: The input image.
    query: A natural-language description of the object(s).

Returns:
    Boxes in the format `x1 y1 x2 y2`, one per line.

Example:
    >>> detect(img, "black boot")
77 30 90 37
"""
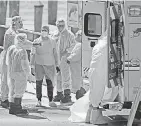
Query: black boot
46 79 54 102
36 80 43 102
61 89 72 103
53 91 63 102
9 102 16 115
1 100 9 108
14 98 29 115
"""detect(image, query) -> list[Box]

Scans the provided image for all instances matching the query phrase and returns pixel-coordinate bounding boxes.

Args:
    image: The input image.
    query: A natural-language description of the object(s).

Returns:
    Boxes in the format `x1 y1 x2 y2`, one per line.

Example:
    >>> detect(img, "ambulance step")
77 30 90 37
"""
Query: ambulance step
103 102 133 110
103 102 123 111
122 102 132 109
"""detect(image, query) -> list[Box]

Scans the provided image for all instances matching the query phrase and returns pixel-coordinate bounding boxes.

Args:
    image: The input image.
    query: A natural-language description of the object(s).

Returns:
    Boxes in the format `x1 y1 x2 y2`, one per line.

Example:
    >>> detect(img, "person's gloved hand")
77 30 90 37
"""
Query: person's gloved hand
31 68 35 76
134 28 141 34
56 66 60 73
67 60 70 64
27 73 33 83
33 42 42 47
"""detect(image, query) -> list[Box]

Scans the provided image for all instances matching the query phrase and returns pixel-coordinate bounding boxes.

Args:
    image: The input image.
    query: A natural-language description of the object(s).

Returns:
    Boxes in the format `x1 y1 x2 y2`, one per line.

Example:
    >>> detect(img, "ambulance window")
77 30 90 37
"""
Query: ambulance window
84 13 102 37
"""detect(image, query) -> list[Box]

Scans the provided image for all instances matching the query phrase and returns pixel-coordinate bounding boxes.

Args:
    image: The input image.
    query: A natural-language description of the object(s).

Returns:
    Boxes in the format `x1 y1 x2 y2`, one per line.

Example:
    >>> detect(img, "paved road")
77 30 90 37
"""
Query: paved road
0 106 126 126
0 80 140 126
0 83 141 126
1 93 141 126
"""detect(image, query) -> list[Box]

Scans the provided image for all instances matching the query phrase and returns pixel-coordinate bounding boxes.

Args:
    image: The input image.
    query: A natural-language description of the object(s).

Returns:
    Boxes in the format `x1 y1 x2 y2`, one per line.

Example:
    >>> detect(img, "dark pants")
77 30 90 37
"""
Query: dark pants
36 79 53 102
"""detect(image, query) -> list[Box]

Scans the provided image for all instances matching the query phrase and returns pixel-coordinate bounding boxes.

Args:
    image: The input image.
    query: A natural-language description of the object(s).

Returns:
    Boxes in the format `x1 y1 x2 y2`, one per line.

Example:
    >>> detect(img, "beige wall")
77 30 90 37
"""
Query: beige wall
6 1 67 31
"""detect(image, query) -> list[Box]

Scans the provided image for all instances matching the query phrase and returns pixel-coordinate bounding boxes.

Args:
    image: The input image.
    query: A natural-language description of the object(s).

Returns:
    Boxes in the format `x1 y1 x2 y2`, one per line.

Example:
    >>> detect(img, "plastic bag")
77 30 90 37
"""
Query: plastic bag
68 86 119 123
101 86 119 105
68 90 90 122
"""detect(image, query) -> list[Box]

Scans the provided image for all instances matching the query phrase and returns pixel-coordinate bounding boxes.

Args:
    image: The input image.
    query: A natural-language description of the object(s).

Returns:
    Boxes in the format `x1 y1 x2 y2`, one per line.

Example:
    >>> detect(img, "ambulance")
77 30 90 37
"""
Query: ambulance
80 0 141 109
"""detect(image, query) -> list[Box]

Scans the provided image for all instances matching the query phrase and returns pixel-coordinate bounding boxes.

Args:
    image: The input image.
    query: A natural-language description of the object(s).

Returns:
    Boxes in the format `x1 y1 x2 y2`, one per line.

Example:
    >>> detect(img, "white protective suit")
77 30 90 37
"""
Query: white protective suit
69 32 108 122
89 34 108 107
67 42 82 93
0 16 23 104
0 27 18 102
57 29 76 90
6 34 31 102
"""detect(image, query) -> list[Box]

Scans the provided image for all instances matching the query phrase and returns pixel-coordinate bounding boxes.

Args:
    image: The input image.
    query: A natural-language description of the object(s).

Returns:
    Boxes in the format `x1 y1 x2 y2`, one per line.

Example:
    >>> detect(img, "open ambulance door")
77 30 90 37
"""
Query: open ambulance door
82 0 107 77
124 1 141 102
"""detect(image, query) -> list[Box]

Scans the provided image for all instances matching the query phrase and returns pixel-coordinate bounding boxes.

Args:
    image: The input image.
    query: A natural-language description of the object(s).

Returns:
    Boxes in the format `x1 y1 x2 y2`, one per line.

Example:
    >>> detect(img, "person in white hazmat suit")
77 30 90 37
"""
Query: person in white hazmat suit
53 19 76 103
30 26 58 107
69 31 108 124
0 16 23 108
85 31 108 125
6 33 32 115
67 30 86 99
51 31 63 101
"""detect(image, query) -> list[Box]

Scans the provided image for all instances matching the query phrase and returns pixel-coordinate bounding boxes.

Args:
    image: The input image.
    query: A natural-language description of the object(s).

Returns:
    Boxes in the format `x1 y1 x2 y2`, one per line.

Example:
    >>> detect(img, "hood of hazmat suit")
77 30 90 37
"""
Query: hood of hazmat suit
12 16 23 29
15 33 33 50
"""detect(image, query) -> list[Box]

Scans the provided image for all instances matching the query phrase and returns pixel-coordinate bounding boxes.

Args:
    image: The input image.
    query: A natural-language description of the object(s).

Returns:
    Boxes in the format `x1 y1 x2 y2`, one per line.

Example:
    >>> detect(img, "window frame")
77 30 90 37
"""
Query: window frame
84 13 102 37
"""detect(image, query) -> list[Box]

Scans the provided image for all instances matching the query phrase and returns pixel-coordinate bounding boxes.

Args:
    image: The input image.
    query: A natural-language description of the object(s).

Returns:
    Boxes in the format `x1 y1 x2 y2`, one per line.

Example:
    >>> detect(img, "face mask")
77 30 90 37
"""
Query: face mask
41 31 48 37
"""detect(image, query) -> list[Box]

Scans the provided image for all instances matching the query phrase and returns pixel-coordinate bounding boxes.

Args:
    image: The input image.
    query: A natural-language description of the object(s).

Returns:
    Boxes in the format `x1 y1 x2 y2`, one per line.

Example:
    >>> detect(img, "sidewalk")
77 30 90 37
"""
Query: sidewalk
0 80 139 126
0 91 131 126
0 92 81 126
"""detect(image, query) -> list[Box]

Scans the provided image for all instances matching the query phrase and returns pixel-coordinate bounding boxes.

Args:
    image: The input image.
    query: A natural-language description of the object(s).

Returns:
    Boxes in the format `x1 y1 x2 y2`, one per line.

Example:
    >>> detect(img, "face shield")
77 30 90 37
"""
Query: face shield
18 20 23 29
56 19 65 33
12 16 23 29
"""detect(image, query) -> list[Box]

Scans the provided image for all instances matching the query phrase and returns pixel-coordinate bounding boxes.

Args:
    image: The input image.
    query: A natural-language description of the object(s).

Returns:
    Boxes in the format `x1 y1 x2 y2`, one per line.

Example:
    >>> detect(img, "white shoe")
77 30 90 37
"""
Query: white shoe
90 107 108 125
36 101 42 107
49 101 57 107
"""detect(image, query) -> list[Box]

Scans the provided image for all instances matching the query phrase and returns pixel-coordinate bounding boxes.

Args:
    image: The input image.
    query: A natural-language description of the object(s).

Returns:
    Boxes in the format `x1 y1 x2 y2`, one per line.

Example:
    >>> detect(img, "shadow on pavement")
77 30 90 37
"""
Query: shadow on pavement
37 110 45 114
16 114 47 120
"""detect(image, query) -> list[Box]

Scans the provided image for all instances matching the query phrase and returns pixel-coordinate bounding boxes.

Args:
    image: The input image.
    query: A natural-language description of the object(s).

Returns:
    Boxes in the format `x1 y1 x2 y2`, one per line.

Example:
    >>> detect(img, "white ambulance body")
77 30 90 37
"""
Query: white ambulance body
82 0 141 102
82 0 107 77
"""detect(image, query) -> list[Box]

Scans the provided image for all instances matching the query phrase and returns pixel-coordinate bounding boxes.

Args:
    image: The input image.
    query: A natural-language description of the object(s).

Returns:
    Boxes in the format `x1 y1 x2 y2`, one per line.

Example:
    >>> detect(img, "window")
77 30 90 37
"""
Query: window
84 13 102 37
128 5 141 17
